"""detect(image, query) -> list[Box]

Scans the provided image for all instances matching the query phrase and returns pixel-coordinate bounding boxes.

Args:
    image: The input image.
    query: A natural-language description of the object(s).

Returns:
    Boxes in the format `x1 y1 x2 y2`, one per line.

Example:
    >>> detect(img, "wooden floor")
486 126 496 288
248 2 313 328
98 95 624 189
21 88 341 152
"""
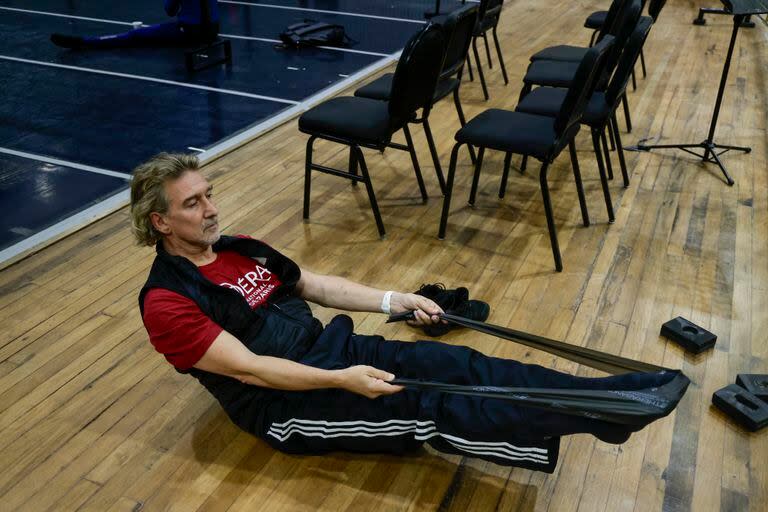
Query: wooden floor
2 1 767 510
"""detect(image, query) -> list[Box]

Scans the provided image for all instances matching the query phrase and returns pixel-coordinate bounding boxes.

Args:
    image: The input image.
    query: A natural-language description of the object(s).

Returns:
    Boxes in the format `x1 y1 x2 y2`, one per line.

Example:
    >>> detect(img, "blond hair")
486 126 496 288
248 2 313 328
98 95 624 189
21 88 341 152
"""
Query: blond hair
129 153 200 246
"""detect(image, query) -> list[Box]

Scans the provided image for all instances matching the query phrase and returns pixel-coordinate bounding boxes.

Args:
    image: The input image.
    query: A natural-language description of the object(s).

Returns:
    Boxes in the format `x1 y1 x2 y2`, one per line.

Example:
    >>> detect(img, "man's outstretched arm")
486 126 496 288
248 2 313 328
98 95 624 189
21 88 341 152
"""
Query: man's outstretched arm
295 269 443 325
193 329 403 398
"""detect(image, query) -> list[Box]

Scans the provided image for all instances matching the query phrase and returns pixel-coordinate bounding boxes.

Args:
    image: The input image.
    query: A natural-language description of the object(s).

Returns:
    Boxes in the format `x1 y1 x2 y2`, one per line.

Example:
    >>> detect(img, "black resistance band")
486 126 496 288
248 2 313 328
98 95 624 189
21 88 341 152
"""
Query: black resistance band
387 312 690 425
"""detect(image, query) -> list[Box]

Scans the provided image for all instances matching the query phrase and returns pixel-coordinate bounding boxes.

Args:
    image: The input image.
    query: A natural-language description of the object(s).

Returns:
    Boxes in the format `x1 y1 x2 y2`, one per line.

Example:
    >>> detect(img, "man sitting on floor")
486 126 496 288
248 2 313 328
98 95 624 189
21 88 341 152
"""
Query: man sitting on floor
132 153 667 473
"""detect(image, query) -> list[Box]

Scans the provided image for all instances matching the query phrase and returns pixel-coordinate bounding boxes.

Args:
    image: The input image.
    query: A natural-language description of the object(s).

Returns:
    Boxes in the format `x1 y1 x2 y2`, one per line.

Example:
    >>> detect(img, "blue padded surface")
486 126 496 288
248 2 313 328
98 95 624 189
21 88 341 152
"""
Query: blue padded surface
0 0 439 54
0 10 384 101
0 153 128 251
0 60 285 172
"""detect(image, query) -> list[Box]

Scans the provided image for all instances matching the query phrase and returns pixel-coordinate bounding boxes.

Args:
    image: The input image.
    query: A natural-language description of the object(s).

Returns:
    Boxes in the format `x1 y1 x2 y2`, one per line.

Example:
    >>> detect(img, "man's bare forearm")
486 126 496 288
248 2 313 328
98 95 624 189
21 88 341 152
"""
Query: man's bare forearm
298 271 387 312
195 330 401 398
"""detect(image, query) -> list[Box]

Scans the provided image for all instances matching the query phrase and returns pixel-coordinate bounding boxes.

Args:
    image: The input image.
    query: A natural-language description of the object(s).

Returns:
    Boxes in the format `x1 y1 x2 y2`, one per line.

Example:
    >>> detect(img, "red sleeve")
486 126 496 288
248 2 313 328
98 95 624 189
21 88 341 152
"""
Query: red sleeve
142 288 223 370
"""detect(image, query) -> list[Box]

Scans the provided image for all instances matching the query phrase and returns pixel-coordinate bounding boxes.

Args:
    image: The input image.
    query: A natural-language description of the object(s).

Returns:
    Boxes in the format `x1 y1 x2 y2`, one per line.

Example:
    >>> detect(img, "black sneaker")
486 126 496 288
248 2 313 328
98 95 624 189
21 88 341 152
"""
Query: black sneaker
454 298 491 324
51 34 86 49
414 283 468 311
414 283 490 337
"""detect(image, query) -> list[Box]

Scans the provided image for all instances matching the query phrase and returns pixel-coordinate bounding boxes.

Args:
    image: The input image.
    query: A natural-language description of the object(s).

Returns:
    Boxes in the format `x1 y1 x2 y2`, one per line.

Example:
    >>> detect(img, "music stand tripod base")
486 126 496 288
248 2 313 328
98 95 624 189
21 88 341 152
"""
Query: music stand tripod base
626 7 758 186
627 140 751 186
694 8 756 25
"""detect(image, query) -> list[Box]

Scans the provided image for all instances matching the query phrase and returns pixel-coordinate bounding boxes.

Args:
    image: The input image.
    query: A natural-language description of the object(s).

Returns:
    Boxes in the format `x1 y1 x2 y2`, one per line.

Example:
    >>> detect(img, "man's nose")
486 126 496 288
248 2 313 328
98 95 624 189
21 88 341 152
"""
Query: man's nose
203 196 218 216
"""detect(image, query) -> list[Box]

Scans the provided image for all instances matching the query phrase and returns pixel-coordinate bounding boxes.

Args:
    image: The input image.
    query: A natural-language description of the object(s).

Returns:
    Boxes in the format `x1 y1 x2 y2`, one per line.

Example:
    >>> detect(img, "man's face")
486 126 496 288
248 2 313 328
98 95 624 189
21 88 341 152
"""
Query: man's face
154 170 220 249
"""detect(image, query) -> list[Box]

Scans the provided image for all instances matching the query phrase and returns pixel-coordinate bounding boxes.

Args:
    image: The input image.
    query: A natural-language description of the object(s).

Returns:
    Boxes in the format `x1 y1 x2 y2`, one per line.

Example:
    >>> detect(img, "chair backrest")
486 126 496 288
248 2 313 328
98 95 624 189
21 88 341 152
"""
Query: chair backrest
476 0 504 32
597 0 630 41
553 35 615 137
605 16 654 106
388 24 447 121
597 0 642 90
647 0 667 21
437 4 478 80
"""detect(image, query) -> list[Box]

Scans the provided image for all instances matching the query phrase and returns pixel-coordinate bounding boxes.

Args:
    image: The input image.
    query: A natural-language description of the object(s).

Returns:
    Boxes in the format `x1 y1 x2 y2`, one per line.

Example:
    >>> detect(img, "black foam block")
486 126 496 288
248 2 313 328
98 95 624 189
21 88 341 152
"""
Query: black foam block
660 316 716 353
736 374 768 402
185 39 232 72
712 384 768 432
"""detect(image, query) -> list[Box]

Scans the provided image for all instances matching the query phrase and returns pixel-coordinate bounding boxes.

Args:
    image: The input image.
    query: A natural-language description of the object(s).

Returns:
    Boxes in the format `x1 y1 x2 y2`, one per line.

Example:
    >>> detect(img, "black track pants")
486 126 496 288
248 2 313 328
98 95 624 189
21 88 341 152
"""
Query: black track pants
258 315 656 472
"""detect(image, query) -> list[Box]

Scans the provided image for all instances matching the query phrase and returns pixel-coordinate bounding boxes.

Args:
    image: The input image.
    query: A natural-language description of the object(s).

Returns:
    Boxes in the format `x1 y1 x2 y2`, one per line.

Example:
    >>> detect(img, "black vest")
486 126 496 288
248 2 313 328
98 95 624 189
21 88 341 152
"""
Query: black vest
138 235 323 432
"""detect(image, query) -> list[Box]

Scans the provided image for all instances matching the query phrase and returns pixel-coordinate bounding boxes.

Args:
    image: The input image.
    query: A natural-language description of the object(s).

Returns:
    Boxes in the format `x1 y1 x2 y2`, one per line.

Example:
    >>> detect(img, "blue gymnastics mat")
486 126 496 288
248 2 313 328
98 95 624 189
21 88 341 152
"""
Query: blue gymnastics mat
0 0 466 263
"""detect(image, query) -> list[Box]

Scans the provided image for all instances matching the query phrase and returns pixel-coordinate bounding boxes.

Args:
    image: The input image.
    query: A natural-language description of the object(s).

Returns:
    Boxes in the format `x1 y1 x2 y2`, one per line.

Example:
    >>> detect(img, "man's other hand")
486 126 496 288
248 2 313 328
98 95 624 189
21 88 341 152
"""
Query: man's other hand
337 366 404 398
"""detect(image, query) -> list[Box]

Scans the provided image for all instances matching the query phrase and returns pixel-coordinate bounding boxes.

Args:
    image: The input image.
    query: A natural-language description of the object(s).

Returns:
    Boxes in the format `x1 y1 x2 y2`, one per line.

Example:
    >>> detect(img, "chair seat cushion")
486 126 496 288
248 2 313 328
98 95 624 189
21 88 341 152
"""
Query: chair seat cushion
354 73 393 101
523 60 580 88
455 109 579 160
584 10 608 29
515 87 567 118
355 73 460 105
299 96 397 145
530 45 588 62
515 88 612 127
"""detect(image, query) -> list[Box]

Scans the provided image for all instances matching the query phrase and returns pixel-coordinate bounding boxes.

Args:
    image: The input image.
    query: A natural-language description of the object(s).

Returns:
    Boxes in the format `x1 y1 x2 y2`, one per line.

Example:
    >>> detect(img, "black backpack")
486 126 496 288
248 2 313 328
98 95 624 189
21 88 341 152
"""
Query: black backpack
279 20 352 49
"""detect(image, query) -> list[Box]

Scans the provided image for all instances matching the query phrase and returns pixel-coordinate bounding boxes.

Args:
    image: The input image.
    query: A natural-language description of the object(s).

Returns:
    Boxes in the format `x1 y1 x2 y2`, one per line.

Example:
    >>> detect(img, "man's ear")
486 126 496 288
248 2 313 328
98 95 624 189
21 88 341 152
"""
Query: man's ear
150 212 171 235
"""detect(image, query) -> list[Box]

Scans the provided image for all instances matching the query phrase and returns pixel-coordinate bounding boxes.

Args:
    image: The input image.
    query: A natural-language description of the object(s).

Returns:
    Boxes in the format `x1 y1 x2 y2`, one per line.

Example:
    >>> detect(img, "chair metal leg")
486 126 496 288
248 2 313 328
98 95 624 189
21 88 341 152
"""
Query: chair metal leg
621 93 632 133
469 147 485 206
631 66 637 91
422 119 447 195
607 116 616 150
403 124 429 201
601 127 614 180
492 27 509 85
466 55 474 81
611 112 630 187
472 38 489 101
348 145 358 187
640 47 647 77
438 143 465 239
453 87 477 164
303 136 316 219
453 87 468 127
521 154 528 174
538 161 563 272
569 140 590 227
354 146 386 238
483 33 493 68
591 129 615 223
499 152 513 198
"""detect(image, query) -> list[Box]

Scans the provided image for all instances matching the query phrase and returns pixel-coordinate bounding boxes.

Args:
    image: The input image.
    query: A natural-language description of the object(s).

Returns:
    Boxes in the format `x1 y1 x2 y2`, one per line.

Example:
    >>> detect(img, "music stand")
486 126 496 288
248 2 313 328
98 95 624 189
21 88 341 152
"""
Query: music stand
626 0 768 186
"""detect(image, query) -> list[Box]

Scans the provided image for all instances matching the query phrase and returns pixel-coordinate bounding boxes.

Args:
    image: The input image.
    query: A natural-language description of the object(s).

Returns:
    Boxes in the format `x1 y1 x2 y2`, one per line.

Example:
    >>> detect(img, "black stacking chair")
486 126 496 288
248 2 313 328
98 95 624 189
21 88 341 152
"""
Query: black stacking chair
584 0 641 48
355 5 479 190
438 36 615 272
585 5 640 91
299 24 446 238
465 0 508 101
585 0 665 85
517 0 641 173
530 0 628 63
525 0 638 134
516 17 655 223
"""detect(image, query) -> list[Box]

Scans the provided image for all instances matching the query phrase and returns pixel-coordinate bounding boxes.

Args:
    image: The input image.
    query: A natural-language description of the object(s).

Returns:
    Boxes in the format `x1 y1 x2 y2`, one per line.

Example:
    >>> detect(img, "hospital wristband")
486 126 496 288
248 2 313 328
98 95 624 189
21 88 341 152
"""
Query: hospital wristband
381 291 394 315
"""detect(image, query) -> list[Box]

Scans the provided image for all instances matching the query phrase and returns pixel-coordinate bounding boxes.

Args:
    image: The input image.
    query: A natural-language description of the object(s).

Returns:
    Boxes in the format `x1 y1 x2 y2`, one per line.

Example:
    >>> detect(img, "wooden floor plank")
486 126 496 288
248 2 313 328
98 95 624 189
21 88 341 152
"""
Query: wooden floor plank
0 1 766 511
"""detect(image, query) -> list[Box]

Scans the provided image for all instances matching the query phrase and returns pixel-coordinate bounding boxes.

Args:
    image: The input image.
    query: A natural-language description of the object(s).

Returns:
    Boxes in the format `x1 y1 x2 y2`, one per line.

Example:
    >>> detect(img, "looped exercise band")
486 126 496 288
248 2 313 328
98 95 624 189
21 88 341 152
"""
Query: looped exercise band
387 312 690 425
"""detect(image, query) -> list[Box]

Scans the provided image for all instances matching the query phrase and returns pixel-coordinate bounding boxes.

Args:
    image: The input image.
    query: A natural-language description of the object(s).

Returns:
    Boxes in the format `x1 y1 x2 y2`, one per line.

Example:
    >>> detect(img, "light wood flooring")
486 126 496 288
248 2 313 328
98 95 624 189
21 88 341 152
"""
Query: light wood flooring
1 1 767 510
